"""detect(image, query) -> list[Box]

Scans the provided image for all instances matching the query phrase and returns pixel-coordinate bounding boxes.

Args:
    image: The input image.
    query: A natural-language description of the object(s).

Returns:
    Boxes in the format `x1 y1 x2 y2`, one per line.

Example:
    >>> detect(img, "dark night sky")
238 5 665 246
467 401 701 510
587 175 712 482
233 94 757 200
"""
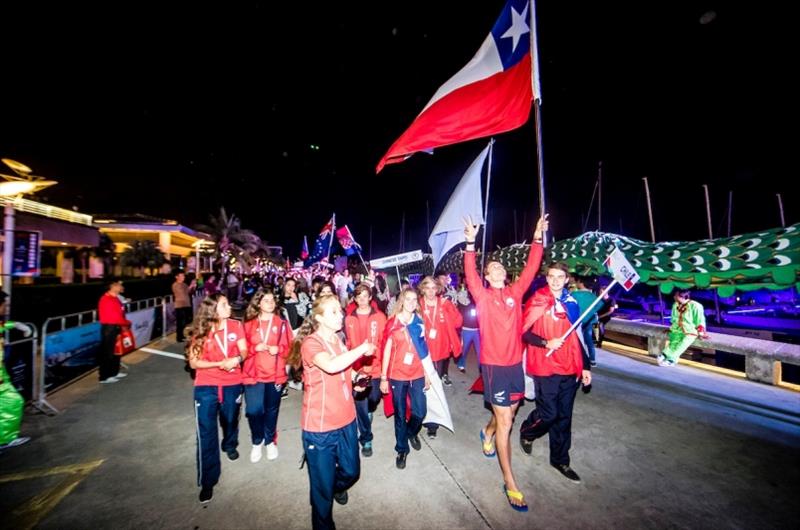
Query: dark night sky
1 1 791 259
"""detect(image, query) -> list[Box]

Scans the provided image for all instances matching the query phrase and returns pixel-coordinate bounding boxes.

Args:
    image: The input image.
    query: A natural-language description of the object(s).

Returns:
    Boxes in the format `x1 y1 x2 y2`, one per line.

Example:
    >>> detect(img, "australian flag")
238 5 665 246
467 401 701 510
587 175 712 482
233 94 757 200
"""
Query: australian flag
335 225 362 256
304 215 335 267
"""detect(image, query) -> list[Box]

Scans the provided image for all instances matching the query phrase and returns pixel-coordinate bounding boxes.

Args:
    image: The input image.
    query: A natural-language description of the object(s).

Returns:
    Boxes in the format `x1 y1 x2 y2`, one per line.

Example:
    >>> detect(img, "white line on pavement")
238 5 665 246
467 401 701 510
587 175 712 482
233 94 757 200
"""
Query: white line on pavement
140 347 185 360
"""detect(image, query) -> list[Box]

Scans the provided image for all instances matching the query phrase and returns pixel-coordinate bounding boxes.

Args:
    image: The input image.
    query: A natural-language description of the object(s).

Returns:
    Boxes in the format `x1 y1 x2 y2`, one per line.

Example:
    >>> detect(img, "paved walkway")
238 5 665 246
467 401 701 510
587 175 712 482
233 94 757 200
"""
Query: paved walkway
2 339 798 529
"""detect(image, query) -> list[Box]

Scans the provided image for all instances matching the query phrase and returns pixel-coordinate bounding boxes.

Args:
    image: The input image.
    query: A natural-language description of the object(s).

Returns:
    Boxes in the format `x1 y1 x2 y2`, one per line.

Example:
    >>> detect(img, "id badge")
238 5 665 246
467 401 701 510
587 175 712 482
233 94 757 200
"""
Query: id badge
428 329 437 339
403 352 414 365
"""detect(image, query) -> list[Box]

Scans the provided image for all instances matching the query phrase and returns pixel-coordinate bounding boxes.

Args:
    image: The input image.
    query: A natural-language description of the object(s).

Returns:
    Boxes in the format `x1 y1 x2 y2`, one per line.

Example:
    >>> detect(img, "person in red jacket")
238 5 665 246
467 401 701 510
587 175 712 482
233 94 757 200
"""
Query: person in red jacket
462 214 548 512
418 275 462 438
186 293 248 504
344 283 386 457
243 289 292 463
519 262 592 484
97 278 132 383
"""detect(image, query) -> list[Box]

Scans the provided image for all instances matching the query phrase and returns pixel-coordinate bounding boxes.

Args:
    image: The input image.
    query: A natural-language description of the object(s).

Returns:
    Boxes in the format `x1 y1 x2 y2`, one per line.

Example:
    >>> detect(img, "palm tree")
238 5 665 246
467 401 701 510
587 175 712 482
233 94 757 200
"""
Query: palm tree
94 233 116 279
120 240 167 277
201 207 263 280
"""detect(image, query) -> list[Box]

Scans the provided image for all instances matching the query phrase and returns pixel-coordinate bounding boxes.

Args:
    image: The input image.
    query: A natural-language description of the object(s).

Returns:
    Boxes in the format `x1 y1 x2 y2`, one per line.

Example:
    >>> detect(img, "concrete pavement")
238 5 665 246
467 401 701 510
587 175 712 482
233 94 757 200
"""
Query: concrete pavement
2 338 798 529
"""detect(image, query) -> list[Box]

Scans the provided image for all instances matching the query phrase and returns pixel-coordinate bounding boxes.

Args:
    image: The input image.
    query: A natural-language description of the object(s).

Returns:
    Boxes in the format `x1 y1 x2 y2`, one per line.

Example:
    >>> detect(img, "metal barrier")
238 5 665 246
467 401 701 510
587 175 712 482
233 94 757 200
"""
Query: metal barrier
2 322 38 407
37 295 174 414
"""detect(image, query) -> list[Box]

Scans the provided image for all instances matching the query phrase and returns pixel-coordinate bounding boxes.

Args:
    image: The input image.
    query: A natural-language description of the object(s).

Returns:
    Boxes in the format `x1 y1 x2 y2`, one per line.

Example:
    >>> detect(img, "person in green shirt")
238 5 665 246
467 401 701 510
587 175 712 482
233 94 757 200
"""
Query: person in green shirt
659 289 709 366
571 276 605 367
0 290 31 450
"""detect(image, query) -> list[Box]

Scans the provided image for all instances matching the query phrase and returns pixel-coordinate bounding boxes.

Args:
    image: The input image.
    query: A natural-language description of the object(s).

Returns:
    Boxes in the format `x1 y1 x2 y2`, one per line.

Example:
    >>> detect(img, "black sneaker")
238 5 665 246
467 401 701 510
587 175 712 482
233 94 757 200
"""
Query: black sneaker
199 487 213 504
333 490 349 505
361 442 373 457
226 449 239 461
427 429 437 439
520 437 533 455
442 374 452 386
396 452 407 469
281 386 289 399
552 463 581 483
409 435 421 451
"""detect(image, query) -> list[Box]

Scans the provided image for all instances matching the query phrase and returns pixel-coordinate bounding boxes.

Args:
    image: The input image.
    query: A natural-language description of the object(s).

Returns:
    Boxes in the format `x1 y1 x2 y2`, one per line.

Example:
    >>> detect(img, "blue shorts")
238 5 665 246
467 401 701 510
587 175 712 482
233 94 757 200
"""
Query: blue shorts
481 363 525 407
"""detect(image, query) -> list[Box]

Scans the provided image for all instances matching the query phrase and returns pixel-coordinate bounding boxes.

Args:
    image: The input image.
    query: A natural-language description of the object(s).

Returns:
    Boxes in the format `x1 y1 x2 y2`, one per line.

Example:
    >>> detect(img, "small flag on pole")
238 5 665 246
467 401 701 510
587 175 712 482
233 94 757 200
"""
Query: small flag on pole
300 235 309 260
335 225 362 256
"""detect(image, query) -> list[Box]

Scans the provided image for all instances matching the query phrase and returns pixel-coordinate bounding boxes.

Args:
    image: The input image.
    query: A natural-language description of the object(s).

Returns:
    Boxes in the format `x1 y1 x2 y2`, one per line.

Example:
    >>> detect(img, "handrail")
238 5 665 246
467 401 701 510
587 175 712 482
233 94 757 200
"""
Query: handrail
605 318 800 385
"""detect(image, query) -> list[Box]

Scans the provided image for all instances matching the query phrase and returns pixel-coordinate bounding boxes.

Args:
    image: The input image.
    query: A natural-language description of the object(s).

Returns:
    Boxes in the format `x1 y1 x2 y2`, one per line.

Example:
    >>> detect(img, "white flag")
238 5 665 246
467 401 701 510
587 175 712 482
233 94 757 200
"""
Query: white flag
428 142 490 268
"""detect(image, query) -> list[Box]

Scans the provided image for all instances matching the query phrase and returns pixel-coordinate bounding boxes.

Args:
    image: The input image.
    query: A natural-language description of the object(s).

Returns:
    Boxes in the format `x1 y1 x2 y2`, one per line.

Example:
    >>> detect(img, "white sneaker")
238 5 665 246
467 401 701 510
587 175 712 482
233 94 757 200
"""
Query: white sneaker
114 372 128 378
0 436 30 450
100 377 119 384
266 442 279 460
250 444 263 463
288 381 303 391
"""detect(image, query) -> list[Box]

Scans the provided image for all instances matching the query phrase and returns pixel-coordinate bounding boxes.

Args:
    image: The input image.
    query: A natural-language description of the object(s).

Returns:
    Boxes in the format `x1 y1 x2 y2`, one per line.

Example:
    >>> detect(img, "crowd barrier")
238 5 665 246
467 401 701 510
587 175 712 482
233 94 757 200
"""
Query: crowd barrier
33 295 175 414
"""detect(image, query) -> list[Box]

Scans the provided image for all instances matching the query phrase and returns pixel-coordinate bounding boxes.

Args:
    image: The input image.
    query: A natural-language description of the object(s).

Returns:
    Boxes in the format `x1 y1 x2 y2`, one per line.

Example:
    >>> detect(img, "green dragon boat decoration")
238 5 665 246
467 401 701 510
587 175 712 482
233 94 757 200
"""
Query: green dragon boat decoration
435 224 799 297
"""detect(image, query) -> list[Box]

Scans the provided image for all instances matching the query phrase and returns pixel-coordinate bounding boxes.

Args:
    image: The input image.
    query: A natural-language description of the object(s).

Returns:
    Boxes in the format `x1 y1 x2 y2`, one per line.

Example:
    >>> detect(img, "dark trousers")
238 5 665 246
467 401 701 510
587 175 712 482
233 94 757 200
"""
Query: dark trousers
390 377 427 454
302 421 360 530
98 324 121 381
244 382 283 445
434 358 450 378
194 384 243 488
175 306 193 342
354 379 382 446
519 374 580 466
457 328 480 369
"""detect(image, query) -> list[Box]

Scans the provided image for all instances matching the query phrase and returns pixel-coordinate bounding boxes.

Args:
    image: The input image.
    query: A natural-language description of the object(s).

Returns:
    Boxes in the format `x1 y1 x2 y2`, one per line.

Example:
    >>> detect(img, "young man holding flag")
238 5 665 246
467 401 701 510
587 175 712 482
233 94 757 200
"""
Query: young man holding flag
462 213 548 512
518 262 592 483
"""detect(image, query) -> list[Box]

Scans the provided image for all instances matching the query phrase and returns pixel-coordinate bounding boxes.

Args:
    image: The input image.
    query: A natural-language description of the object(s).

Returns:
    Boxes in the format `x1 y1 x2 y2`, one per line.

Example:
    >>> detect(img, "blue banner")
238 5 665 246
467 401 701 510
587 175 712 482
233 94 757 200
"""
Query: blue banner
44 322 101 391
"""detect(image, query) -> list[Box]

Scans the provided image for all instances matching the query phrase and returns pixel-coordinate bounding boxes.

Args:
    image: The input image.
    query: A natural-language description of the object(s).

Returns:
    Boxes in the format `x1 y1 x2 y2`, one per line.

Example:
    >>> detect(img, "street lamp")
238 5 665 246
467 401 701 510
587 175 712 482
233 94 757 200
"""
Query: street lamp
0 158 57 320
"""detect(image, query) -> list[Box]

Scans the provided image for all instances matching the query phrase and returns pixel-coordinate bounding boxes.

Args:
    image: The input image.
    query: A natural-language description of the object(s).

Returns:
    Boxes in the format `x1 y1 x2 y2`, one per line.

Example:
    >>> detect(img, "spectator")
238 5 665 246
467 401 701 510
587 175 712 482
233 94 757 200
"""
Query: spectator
173 270 196 343
97 278 131 384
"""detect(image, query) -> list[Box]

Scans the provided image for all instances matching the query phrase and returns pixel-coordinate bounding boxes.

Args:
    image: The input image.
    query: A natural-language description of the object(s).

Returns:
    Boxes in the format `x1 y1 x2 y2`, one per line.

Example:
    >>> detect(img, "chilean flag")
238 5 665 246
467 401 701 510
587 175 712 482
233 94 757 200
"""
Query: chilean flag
376 0 540 173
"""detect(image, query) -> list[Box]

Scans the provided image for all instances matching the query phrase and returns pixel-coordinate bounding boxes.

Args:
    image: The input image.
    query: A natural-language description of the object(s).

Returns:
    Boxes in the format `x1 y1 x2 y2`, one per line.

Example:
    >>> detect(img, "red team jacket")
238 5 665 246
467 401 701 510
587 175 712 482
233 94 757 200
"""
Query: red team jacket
344 308 387 378
463 244 543 366
242 315 291 385
421 296 463 362
523 287 585 378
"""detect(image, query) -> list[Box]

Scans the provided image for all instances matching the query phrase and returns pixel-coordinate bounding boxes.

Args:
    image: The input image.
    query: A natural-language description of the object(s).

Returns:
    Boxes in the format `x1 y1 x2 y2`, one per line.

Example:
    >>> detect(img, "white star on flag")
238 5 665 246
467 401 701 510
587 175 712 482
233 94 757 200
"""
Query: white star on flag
500 3 529 53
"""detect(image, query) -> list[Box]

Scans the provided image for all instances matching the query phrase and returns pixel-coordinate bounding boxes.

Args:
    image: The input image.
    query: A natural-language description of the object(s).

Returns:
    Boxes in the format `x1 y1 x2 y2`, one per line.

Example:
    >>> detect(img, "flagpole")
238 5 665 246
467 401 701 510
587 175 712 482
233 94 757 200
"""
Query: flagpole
643 177 665 324
480 139 495 276
530 0 547 246
327 213 336 261
598 161 603 231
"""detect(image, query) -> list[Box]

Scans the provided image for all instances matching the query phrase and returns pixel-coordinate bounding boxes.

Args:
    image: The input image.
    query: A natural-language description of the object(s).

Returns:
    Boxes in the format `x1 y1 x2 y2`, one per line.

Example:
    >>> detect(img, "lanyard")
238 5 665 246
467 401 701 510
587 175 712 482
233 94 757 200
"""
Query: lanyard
258 315 274 344
213 320 229 358
424 298 439 329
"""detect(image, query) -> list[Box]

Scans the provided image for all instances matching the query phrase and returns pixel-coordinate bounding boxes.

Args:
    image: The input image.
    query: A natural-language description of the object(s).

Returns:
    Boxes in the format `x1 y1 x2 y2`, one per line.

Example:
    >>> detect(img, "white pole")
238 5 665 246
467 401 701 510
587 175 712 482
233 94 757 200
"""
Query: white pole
703 184 713 240
546 280 618 357
777 193 785 227
598 161 602 231
642 177 665 323
480 140 495 276
2 202 15 320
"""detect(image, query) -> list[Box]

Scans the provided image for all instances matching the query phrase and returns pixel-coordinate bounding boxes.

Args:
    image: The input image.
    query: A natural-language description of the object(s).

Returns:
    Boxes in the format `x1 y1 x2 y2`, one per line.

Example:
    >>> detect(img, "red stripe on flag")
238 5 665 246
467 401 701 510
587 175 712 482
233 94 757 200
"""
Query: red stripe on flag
377 55 532 173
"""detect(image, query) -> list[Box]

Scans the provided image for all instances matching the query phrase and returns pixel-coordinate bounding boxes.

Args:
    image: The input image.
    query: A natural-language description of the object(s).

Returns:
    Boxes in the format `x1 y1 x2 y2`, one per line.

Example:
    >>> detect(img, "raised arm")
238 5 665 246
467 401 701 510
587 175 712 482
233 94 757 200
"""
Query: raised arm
462 216 484 300
512 214 549 297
